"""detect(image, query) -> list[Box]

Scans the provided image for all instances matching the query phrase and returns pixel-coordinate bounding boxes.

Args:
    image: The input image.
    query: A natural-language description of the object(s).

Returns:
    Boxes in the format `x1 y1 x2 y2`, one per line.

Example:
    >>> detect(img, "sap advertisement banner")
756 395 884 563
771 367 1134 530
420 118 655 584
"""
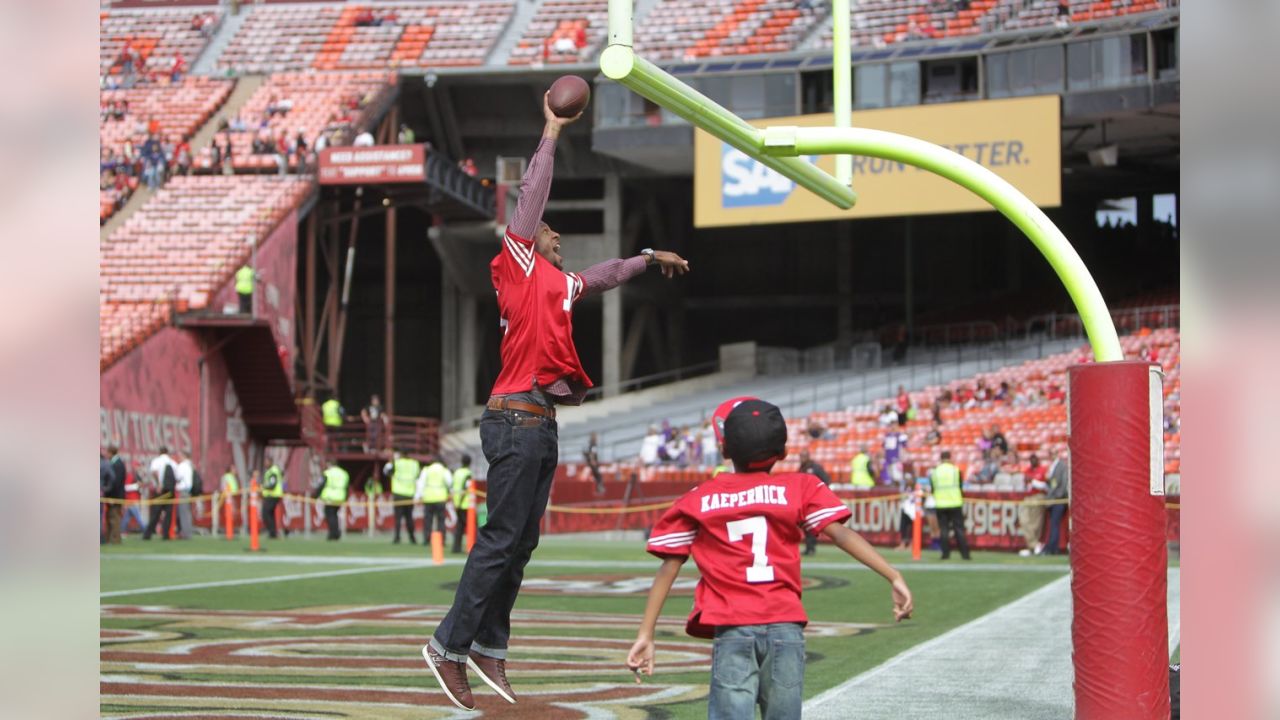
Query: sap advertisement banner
694 95 1061 227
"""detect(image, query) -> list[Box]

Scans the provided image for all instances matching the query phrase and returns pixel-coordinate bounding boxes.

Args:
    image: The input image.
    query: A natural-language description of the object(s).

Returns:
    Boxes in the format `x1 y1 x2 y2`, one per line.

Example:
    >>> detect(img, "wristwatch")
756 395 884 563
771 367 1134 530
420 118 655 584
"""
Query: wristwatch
640 248 656 266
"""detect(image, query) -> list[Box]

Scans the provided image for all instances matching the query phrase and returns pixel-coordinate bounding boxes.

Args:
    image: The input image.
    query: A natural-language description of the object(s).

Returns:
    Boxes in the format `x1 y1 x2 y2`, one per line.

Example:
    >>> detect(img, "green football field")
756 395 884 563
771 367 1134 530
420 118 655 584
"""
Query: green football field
101 533 1076 719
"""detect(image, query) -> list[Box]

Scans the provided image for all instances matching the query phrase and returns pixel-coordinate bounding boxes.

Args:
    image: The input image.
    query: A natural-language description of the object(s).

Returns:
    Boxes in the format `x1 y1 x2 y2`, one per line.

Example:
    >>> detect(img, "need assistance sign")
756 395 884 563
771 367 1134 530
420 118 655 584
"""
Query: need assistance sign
693 95 1061 227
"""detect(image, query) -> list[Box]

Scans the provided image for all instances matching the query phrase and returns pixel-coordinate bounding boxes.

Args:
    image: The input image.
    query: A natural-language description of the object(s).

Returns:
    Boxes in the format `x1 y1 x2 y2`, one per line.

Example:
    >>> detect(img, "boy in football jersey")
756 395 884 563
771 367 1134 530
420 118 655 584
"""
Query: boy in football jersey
626 398 913 719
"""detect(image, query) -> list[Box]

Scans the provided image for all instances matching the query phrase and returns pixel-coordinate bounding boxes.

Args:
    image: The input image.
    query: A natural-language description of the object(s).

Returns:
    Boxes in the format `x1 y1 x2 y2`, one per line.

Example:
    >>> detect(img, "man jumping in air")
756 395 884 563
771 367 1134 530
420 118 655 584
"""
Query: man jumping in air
422 92 690 711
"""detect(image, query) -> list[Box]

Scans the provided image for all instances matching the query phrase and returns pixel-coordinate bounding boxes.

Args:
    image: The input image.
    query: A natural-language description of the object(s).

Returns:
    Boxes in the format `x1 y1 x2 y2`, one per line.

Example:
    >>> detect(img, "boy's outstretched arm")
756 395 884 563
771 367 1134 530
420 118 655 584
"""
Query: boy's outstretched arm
626 556 685 682
823 523 914 622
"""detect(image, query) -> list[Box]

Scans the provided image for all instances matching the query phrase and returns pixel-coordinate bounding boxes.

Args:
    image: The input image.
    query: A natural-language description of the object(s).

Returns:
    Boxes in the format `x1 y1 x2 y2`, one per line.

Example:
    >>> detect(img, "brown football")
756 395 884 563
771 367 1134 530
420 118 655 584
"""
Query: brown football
548 75 590 118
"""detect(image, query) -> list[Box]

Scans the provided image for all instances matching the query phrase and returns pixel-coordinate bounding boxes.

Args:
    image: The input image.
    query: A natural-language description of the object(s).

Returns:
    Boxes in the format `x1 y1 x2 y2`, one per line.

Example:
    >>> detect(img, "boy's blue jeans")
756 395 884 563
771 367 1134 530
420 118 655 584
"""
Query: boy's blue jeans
709 622 805 720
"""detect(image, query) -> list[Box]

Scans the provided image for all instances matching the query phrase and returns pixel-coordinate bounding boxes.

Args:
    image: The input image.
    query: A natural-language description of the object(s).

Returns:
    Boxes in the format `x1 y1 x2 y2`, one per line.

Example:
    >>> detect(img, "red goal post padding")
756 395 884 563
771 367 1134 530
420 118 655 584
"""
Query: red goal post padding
1069 361 1169 719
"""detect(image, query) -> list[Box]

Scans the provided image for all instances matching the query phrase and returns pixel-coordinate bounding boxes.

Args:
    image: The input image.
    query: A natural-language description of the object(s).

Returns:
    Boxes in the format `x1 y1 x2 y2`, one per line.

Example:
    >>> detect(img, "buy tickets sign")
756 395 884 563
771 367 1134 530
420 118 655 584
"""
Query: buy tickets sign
318 144 426 185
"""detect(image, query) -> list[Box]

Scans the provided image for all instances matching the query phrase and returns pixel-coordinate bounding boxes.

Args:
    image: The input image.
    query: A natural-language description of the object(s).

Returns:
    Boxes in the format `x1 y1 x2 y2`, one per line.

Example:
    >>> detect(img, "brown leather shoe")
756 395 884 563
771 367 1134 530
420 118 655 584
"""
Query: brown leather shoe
467 651 516 704
422 644 474 710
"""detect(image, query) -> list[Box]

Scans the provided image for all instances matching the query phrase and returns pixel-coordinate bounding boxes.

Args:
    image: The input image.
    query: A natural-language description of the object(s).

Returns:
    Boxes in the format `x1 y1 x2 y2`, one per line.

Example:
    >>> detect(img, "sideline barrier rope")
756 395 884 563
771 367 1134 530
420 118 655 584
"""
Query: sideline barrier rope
100 490 1176 511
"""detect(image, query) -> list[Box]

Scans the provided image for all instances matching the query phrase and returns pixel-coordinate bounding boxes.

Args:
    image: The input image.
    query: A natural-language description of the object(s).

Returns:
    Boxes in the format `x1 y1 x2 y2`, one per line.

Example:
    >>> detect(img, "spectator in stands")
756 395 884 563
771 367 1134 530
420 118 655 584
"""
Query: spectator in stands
292 131 308 170
877 405 897 427
1046 383 1066 403
399 124 416 144
553 34 576 55
235 264 255 314
574 24 588 56
995 381 1011 402
170 52 186 84
989 424 1009 455
459 158 479 177
1018 454 1049 556
663 428 689 466
173 137 192 177
895 385 911 424
1139 344 1159 363
926 420 943 446
973 448 1002 485
141 135 164 189
1056 0 1071 28
354 7 377 26
362 395 388 452
1044 448 1070 555
639 426 662 466
806 419 828 440
266 94 293 119
353 130 375 147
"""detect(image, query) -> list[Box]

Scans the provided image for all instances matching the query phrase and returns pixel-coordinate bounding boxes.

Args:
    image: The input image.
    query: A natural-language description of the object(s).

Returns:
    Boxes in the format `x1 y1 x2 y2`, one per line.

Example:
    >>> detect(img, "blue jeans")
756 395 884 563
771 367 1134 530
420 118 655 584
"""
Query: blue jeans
1046 503 1068 554
709 623 805 720
432 396 558 661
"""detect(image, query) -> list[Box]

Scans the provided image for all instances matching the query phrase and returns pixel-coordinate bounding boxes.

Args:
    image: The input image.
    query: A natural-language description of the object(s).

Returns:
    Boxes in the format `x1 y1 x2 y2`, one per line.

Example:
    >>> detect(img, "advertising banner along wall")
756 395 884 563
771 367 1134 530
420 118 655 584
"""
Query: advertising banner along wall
694 95 1061 227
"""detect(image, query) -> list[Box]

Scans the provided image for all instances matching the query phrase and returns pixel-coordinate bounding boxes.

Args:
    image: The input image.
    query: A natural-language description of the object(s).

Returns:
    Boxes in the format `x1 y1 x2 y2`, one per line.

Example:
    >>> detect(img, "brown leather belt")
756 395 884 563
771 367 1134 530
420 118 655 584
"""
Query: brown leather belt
487 396 555 418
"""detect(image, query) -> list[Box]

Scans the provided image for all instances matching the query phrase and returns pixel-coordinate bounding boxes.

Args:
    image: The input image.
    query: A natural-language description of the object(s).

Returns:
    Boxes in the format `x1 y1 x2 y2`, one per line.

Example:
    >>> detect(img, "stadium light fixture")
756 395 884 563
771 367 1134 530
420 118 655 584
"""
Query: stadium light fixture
599 0 1121 361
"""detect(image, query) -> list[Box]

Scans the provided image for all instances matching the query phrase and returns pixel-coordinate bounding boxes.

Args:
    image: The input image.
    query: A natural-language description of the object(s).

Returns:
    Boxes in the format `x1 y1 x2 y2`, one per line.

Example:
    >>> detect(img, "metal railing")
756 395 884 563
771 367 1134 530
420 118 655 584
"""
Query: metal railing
582 359 720 401
324 415 440 457
1025 303 1180 343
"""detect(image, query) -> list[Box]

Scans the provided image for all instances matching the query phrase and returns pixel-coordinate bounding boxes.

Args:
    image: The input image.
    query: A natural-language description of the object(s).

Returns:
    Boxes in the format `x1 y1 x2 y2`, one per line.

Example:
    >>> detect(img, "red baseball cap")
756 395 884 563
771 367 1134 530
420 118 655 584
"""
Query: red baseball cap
712 396 757 446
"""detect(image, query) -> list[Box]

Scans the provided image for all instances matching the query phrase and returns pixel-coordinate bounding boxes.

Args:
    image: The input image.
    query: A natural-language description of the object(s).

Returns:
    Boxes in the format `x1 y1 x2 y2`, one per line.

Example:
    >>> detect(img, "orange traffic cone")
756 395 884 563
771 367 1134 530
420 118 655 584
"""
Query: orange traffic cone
465 504 476 553
430 531 445 565
248 479 261 552
911 485 924 561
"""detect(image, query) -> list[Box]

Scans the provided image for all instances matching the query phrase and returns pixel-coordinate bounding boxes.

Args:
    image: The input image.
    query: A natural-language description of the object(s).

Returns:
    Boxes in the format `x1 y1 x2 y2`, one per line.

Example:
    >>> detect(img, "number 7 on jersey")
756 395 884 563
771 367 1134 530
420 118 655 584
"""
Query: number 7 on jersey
726 516 776 583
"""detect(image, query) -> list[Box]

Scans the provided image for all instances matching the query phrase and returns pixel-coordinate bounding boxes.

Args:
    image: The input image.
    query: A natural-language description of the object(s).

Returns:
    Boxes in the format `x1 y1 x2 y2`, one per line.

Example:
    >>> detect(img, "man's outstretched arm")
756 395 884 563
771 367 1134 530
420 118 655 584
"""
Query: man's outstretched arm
577 251 690 299
507 93 579 241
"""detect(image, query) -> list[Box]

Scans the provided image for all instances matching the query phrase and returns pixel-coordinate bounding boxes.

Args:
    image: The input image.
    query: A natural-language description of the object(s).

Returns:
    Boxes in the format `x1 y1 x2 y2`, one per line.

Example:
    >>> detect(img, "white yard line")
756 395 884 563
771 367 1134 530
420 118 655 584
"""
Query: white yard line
100 563 419 598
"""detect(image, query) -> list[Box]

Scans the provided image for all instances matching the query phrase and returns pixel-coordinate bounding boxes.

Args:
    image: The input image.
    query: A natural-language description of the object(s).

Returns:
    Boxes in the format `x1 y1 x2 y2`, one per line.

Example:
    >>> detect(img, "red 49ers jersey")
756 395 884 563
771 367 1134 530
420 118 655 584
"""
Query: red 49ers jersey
646 471 852 638
489 228 592 396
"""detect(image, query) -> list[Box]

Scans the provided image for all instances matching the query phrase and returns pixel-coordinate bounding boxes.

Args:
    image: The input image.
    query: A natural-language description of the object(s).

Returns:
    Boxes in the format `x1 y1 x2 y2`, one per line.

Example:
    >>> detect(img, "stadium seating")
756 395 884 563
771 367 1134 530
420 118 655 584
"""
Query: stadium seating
216 72 392 171
625 327 1180 485
508 0 607 65
99 175 313 368
816 0 1008 50
635 0 827 60
100 76 232 155
1003 0 1171 30
216 2 515 73
100 7 221 79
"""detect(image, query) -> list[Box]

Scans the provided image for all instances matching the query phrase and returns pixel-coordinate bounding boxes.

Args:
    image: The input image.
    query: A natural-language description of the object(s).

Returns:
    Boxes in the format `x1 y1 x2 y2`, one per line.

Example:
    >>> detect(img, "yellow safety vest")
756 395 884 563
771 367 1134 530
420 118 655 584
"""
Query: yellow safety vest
390 457 420 497
931 462 963 509
320 465 350 505
452 468 474 509
321 399 343 427
712 465 730 477
850 453 875 488
262 465 284 498
222 472 239 495
235 266 255 296
420 462 450 504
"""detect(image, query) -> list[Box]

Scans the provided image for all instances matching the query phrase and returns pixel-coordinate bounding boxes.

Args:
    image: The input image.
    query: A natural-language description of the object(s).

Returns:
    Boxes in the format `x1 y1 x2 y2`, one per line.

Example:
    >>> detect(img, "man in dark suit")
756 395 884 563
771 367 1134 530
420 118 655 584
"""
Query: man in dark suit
798 450 834 556
1044 447 1070 555
101 445 127 544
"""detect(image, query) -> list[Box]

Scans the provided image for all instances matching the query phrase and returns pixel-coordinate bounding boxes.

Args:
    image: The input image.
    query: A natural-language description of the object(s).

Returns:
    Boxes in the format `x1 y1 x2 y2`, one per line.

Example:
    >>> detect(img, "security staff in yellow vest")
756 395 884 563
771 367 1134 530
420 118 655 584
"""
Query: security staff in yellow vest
315 459 350 541
261 460 285 539
383 450 421 544
450 454 474 554
417 455 452 542
235 265 256 315
850 446 876 488
930 451 970 560
321 396 344 428
221 466 240 537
